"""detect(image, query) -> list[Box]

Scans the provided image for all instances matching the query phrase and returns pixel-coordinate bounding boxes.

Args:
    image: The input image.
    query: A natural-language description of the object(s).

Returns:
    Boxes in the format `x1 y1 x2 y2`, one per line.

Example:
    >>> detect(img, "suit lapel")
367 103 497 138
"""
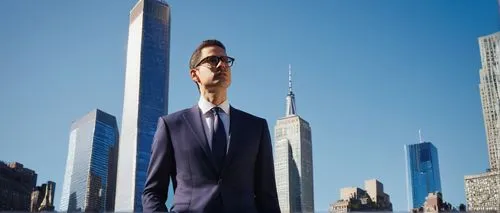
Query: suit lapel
183 105 218 174
221 106 244 175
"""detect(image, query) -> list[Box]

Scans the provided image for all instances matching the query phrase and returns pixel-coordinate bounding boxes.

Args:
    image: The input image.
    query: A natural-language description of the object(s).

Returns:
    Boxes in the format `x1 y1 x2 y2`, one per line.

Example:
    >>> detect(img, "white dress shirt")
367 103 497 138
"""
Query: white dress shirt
198 96 230 152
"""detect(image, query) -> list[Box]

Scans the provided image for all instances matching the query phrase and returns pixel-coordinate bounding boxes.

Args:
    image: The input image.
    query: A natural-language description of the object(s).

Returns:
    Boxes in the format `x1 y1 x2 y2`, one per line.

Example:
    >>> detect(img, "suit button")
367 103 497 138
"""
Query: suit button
218 179 222 184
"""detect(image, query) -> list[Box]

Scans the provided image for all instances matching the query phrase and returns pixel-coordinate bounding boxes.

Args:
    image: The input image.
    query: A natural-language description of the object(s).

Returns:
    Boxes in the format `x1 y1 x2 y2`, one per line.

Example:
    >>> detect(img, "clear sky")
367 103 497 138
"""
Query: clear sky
1 0 498 211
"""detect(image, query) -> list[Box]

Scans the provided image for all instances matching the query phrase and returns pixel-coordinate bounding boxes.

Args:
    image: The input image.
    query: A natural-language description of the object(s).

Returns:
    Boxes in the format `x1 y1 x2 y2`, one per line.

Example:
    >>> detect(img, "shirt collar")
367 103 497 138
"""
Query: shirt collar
198 95 230 115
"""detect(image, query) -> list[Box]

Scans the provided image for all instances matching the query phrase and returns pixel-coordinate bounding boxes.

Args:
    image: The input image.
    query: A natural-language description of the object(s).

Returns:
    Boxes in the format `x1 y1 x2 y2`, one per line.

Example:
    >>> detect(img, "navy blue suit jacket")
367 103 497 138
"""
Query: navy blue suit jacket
142 105 280 213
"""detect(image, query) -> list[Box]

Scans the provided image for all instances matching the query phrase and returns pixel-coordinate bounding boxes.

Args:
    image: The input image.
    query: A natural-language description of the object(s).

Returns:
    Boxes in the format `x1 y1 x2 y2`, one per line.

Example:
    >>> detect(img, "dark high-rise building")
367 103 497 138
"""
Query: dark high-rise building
59 109 119 212
0 161 37 211
30 181 56 212
405 141 442 210
114 0 171 212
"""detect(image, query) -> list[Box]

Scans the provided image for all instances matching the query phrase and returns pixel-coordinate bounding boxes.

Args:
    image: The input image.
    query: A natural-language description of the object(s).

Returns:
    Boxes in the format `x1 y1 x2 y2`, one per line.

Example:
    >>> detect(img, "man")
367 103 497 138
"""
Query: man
142 39 281 213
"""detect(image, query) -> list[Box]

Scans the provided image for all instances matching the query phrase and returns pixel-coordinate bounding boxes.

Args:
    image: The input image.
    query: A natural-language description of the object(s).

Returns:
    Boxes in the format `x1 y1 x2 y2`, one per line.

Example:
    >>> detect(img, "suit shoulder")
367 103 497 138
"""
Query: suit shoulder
162 108 192 122
232 107 267 123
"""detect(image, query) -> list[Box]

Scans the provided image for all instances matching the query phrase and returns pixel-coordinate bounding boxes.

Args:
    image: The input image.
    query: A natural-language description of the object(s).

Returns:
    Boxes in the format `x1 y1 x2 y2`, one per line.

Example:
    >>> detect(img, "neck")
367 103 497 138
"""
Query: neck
200 88 227 105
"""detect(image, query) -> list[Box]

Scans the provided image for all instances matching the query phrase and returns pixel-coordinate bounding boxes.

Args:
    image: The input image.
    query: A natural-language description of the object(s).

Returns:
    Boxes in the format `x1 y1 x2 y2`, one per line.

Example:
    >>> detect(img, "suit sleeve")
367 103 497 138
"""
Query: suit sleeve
142 116 176 213
254 119 281 213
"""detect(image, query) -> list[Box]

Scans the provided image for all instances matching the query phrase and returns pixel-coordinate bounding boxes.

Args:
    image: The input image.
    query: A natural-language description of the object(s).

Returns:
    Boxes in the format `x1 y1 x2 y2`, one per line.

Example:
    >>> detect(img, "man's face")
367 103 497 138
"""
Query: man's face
191 45 232 91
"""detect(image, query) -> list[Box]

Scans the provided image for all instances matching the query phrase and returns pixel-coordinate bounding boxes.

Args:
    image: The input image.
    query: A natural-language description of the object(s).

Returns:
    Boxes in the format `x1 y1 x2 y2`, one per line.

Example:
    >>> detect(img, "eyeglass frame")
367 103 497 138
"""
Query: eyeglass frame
194 55 235 68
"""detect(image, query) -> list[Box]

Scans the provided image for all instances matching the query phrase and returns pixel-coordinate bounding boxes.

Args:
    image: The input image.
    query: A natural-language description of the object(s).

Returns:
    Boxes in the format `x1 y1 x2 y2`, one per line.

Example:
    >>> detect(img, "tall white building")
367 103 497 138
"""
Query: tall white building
274 65 314 213
464 31 500 211
114 0 171 212
479 32 500 172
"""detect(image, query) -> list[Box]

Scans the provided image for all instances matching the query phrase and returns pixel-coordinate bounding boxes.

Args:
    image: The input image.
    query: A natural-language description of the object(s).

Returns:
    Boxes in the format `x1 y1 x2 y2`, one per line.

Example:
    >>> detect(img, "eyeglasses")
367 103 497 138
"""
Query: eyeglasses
195 55 235 68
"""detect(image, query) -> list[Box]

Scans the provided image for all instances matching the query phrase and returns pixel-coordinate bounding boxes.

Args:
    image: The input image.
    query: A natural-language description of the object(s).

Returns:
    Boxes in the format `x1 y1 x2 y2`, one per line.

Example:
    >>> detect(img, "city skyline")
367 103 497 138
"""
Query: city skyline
1 1 499 211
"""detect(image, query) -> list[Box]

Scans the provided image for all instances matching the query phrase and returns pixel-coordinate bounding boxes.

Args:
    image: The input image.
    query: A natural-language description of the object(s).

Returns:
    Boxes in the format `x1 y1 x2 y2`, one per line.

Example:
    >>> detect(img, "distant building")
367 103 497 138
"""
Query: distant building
478 32 500 172
114 0 171 211
0 161 37 211
411 192 453 213
274 66 314 213
464 171 500 211
59 109 119 212
422 192 442 212
30 181 56 212
340 187 365 201
465 30 500 212
329 200 349 213
329 179 392 213
365 179 392 210
404 141 442 209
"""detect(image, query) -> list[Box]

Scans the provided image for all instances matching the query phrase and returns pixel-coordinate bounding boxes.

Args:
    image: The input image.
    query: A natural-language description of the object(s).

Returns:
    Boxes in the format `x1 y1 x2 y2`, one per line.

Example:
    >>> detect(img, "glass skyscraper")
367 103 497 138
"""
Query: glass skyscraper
114 0 170 212
59 109 119 212
404 142 442 210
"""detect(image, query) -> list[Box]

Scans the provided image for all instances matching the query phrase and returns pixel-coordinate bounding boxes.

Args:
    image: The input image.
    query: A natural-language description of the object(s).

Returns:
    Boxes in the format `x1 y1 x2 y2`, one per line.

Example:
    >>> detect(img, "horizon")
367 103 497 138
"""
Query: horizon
1 0 499 211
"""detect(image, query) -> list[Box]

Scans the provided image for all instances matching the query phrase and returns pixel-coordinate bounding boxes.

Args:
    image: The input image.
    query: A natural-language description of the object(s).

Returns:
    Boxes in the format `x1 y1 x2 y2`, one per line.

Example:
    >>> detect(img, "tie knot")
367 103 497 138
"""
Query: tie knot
211 107 222 115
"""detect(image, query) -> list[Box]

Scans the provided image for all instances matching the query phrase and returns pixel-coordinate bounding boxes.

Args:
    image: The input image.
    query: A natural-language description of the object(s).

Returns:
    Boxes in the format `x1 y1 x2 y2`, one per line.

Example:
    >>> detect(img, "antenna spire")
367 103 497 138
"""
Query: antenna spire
288 64 292 93
285 64 297 116
419 129 424 143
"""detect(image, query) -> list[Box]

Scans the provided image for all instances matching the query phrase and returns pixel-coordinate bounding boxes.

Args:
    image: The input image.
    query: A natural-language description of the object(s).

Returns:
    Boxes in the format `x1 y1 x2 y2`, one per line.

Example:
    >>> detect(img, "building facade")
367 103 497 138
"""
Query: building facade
59 109 119 212
464 31 500 212
464 171 500 211
0 162 37 211
415 192 454 212
329 179 392 213
114 0 171 211
274 66 314 213
479 32 500 172
404 142 442 209
364 179 392 210
30 181 56 212
340 187 365 201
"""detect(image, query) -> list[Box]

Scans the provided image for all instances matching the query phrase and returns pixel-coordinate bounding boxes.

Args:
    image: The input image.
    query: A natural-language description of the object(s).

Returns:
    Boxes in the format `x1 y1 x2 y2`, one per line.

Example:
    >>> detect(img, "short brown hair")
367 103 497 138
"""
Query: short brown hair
189 39 226 69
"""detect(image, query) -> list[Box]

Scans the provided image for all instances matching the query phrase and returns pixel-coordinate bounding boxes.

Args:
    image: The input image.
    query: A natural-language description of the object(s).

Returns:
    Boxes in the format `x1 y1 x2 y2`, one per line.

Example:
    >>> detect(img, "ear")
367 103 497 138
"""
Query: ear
190 68 200 83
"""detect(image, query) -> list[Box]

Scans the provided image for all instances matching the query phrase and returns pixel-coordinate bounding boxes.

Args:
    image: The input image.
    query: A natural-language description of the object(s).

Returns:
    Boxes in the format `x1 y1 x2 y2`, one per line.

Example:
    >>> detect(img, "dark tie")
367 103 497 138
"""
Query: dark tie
211 107 227 170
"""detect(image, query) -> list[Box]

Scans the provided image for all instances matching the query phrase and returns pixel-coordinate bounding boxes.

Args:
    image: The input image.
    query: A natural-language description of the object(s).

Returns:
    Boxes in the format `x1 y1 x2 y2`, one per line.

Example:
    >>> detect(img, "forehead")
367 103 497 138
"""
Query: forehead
200 45 226 57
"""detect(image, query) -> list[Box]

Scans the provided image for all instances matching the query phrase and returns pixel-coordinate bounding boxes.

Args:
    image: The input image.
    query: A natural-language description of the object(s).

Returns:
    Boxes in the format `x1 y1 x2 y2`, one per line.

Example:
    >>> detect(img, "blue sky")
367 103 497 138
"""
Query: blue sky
1 0 498 211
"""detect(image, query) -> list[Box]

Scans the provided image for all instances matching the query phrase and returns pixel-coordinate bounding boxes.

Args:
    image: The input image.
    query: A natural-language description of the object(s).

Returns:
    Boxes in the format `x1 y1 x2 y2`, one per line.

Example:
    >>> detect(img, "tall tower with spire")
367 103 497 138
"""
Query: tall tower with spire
274 65 314 213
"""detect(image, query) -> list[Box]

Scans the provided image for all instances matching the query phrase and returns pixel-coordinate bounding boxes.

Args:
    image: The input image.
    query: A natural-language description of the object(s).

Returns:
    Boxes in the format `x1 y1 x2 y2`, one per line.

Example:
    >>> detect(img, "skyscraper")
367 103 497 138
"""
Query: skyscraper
114 0 171 212
478 32 500 172
59 109 119 212
404 141 442 210
274 65 314 213
463 31 500 212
